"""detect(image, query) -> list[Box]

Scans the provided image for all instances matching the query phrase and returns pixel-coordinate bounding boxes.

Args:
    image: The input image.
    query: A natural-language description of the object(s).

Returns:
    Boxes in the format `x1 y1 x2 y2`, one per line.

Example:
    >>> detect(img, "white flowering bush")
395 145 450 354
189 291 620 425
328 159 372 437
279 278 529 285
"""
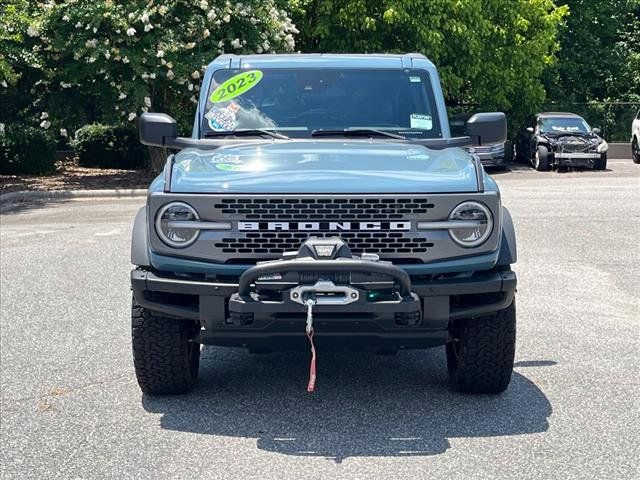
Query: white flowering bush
29 0 298 135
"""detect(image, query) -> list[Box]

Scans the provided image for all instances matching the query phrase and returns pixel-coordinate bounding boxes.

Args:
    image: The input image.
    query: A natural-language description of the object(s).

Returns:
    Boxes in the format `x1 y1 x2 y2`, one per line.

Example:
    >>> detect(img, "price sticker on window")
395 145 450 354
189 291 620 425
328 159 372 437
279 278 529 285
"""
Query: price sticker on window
210 70 263 103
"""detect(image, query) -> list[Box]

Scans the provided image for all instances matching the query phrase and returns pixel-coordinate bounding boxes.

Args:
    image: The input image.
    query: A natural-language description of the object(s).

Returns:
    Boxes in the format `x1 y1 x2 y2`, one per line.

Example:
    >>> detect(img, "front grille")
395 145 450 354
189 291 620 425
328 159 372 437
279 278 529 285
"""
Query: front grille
214 197 435 221
215 231 434 256
556 137 592 153
212 197 436 261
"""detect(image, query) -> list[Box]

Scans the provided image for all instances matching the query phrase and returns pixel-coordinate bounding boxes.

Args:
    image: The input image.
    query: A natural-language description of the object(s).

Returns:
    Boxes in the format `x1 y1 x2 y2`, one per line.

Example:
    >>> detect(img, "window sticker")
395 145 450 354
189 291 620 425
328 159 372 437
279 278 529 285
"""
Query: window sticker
210 70 263 103
410 114 432 130
409 76 422 83
205 102 240 131
215 163 244 171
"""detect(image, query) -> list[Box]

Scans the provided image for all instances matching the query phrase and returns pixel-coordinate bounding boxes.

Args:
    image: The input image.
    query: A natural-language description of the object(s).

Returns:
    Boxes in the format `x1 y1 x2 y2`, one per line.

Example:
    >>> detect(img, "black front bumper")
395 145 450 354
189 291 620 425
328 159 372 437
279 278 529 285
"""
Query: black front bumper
552 152 601 167
131 265 517 351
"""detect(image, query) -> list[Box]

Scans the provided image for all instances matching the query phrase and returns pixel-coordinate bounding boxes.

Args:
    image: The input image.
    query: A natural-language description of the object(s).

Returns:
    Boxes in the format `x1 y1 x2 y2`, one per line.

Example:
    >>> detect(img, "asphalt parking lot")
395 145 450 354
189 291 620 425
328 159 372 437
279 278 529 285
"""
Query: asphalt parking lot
1 158 639 479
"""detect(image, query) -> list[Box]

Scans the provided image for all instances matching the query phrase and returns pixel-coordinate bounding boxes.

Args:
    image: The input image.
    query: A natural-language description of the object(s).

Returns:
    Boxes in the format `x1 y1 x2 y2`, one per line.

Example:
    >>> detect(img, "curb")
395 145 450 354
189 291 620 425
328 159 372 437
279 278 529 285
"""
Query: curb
0 189 147 213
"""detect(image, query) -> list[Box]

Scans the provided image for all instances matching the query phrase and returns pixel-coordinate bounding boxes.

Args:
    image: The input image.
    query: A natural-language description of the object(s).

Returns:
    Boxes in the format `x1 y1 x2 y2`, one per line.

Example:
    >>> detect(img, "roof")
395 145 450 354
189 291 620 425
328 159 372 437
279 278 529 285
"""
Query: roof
538 112 583 118
207 53 435 70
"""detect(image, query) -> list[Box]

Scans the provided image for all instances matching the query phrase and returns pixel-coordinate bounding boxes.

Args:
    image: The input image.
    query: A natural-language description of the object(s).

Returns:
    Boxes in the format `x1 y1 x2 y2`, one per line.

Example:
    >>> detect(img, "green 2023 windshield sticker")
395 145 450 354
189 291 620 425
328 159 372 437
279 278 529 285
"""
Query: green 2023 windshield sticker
210 70 263 103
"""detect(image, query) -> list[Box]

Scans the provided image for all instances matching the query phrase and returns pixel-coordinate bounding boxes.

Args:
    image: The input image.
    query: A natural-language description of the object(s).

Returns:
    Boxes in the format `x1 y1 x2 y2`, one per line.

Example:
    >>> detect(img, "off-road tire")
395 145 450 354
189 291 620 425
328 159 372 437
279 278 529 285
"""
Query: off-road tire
533 146 550 171
594 153 607 170
446 300 516 394
132 300 201 395
632 138 640 164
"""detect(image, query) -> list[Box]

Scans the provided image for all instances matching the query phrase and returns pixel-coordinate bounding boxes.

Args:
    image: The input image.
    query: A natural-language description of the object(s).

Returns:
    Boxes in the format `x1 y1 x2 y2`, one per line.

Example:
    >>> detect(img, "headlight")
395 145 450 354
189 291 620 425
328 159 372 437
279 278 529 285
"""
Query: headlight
596 140 608 153
447 201 493 247
155 202 200 248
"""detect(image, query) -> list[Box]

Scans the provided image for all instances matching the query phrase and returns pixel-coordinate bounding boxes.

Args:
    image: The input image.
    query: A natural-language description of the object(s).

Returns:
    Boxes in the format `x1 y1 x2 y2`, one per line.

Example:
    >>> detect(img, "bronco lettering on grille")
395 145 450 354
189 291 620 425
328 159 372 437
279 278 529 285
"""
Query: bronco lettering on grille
238 221 411 231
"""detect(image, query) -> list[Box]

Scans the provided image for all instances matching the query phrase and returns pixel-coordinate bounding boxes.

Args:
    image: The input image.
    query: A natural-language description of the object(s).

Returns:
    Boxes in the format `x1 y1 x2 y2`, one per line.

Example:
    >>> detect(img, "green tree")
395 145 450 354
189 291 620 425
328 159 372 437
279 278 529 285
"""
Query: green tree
23 0 298 169
293 0 568 126
544 0 640 103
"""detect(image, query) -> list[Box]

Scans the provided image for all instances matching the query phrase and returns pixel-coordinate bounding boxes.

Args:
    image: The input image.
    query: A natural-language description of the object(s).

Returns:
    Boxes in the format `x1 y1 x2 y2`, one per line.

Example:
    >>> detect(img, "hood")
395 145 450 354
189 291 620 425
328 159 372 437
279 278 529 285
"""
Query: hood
166 141 482 194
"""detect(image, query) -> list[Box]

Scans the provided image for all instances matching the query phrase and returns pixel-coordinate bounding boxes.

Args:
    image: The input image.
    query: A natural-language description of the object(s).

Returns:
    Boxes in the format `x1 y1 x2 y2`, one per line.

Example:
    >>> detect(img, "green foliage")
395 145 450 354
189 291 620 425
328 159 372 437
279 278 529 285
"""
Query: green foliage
25 0 298 133
72 124 148 169
293 0 568 126
544 0 640 103
0 124 56 175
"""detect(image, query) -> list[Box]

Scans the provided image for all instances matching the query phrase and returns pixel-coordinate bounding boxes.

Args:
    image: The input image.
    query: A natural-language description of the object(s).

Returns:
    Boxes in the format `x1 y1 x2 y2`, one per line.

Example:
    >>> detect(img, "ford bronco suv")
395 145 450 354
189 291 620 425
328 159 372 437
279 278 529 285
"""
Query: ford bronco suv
131 53 517 396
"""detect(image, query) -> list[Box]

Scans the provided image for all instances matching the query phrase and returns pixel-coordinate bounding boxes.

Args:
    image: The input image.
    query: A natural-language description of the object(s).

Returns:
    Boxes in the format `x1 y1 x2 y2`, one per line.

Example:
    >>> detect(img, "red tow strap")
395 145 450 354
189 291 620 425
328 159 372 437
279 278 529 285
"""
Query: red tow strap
306 330 317 392
305 299 317 393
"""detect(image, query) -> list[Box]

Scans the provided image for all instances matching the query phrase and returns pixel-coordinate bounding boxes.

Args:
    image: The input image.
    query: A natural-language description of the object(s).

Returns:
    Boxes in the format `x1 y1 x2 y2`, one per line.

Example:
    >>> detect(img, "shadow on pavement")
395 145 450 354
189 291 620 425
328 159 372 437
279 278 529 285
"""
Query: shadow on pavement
0 196 72 215
142 347 552 462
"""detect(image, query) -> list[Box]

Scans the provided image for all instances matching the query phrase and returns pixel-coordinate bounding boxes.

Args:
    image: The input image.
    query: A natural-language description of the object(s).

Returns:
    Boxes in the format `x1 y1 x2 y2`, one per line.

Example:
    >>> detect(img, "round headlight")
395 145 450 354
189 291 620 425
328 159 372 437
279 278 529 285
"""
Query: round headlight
448 201 493 247
155 202 200 248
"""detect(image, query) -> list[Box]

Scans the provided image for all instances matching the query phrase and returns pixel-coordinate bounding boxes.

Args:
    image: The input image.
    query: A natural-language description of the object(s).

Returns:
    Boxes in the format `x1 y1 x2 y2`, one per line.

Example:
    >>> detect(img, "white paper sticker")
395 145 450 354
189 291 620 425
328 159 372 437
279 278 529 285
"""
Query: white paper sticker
410 114 432 130
409 76 422 83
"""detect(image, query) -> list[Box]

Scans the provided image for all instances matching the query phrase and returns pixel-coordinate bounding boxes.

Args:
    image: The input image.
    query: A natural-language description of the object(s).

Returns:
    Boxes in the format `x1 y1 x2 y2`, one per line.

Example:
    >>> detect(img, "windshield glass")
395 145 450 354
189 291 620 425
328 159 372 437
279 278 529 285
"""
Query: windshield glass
539 116 591 134
202 68 442 139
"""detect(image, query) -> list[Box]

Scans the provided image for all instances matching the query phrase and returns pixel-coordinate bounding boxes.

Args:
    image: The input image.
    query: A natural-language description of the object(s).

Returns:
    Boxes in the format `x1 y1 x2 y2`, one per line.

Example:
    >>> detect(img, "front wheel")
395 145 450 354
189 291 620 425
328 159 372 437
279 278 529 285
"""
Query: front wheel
533 146 550 171
131 299 201 395
594 153 607 170
446 300 516 394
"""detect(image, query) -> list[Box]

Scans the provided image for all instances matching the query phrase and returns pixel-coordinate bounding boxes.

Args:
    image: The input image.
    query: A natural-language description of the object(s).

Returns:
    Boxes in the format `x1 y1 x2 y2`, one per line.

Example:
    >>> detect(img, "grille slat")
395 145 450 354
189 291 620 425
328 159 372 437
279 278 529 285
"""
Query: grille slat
214 197 434 221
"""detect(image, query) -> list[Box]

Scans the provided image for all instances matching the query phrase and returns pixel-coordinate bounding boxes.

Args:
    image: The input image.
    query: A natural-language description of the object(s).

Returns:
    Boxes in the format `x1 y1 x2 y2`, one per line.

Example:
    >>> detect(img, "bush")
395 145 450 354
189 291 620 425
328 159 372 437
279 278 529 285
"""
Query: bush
72 124 148 169
0 124 56 175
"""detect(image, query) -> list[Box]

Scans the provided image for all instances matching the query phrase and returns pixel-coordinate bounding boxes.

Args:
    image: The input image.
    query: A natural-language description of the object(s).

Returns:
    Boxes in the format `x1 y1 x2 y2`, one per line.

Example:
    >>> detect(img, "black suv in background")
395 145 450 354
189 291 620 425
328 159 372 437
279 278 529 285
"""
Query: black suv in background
515 112 608 171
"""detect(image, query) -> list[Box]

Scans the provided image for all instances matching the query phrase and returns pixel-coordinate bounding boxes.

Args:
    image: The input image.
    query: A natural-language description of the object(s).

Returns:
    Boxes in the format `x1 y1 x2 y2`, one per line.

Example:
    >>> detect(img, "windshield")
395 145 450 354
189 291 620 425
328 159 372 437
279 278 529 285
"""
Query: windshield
202 68 442 139
539 116 591 134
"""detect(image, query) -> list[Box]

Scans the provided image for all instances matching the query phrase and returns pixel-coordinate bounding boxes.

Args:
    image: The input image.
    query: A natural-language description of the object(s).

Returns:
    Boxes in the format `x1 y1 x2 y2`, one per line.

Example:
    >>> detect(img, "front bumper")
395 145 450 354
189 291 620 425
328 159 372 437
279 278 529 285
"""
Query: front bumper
552 152 601 167
131 265 517 351
476 152 507 167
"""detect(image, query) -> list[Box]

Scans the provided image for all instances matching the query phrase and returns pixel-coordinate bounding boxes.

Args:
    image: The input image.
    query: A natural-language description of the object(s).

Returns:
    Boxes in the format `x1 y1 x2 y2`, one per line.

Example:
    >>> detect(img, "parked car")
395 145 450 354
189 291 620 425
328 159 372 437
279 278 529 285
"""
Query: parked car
450 112 512 169
132 53 518 396
632 108 640 164
515 112 608 170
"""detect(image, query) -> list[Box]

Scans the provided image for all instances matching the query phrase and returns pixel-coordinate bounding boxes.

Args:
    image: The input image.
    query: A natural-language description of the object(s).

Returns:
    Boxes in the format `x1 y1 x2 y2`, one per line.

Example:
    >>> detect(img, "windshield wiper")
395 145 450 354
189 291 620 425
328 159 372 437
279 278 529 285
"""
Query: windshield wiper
311 128 406 140
204 129 289 140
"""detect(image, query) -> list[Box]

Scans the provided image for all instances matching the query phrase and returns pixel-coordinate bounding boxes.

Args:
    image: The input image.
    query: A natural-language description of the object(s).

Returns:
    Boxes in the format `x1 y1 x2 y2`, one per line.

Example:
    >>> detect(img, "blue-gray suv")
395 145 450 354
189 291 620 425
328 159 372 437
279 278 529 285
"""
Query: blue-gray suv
131 53 518 395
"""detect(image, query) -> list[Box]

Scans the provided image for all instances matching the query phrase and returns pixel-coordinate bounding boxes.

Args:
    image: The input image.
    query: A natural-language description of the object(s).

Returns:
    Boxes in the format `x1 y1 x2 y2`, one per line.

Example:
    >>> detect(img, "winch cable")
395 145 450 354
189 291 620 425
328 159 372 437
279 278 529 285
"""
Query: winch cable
305 298 317 393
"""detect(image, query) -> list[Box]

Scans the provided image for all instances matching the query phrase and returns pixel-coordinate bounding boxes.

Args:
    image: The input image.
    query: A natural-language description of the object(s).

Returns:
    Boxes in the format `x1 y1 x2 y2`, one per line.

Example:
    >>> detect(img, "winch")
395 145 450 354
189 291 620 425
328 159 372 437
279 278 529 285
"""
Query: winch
228 237 422 391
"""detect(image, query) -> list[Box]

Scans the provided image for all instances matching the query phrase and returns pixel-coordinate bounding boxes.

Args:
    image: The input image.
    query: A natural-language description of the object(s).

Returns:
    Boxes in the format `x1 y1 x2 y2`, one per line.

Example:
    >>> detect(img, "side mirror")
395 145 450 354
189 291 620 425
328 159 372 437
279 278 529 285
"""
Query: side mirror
592 127 601 134
139 113 178 147
465 112 507 146
526 127 535 133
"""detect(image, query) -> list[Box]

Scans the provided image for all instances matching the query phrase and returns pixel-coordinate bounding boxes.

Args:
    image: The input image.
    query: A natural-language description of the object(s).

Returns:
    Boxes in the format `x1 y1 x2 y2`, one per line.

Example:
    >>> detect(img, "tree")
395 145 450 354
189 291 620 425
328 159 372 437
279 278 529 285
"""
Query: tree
544 0 640 103
293 0 568 127
25 0 298 170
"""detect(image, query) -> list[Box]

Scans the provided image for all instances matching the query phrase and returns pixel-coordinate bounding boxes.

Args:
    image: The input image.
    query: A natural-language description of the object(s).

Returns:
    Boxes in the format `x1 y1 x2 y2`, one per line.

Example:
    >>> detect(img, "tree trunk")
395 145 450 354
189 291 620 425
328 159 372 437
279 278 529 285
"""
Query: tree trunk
148 146 167 173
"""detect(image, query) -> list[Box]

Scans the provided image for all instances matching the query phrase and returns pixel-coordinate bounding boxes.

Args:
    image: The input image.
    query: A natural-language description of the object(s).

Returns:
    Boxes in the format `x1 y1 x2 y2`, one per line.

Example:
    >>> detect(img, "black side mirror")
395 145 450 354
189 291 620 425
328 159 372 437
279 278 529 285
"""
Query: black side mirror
592 127 601 134
466 112 507 146
139 113 178 147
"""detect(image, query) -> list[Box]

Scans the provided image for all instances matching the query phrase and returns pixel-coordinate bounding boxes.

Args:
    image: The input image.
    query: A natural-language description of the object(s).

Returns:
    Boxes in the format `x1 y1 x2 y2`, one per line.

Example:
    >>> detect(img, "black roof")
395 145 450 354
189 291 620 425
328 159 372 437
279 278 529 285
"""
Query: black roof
537 112 583 118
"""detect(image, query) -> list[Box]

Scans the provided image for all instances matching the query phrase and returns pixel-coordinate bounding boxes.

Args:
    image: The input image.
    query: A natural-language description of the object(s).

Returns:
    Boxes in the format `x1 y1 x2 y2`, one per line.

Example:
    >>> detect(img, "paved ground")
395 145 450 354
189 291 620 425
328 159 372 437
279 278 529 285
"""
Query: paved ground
1 159 639 479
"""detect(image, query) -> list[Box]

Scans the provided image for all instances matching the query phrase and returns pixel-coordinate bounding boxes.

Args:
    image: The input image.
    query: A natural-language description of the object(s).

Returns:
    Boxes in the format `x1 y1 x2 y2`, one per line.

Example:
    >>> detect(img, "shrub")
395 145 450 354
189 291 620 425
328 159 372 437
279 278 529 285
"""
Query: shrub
0 124 56 175
72 124 148 169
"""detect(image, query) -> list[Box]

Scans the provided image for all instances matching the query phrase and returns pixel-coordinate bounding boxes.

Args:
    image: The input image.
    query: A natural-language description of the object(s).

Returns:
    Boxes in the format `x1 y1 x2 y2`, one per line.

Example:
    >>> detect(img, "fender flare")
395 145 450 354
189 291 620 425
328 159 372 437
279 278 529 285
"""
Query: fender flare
131 207 151 267
497 206 517 266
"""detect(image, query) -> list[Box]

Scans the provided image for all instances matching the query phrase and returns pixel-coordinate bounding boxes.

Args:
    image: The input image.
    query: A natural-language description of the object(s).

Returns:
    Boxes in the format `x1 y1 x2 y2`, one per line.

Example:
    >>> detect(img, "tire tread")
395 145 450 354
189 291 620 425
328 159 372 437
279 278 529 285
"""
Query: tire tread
447 301 516 394
131 302 199 395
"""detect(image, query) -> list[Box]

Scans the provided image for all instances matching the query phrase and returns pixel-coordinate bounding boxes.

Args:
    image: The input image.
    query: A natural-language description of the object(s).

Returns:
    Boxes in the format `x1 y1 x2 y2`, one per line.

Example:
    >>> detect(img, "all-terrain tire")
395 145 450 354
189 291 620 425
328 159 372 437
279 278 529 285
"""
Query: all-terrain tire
594 153 607 170
446 300 516 394
533 146 550 171
132 299 201 395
